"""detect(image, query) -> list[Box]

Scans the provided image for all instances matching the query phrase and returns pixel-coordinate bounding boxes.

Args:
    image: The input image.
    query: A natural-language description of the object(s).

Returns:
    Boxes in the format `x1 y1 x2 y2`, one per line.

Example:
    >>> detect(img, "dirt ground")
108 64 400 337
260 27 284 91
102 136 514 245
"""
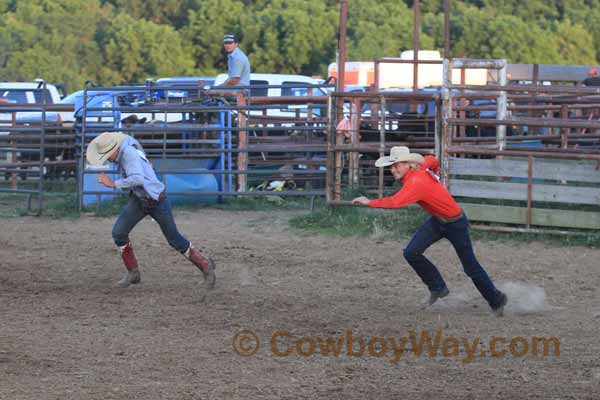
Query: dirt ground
1 208 599 399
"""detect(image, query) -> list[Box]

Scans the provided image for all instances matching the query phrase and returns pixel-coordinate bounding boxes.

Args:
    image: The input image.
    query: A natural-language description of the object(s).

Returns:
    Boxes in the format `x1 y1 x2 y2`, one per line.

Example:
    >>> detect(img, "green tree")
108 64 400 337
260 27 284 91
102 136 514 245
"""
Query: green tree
480 0 560 27
103 0 197 28
0 0 109 89
343 0 433 62
241 0 338 75
451 6 561 63
97 12 195 85
554 19 596 65
182 0 246 75
3 0 600 90
560 0 600 64
0 0 12 13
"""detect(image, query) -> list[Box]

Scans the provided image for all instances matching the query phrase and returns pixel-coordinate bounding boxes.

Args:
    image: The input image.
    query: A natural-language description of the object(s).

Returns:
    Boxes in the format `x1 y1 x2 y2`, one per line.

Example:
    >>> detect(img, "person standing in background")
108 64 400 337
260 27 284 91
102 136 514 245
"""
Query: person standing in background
219 32 250 87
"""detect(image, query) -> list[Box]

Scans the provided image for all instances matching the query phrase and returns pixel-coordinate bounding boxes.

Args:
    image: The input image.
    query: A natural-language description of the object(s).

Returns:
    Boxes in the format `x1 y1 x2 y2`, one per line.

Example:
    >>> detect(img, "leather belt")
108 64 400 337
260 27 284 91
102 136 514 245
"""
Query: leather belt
436 210 464 224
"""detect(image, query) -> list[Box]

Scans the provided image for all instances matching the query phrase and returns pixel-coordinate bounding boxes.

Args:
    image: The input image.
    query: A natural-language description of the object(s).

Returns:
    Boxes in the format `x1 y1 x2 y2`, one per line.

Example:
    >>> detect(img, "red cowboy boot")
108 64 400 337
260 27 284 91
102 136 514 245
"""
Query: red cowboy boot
185 245 216 289
117 242 141 288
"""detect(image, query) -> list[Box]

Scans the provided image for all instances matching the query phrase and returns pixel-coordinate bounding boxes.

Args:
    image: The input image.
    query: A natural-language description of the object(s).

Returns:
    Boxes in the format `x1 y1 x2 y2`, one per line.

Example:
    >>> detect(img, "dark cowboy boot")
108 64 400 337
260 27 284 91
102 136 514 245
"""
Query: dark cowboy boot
491 291 508 317
117 242 141 288
427 287 450 306
185 245 216 289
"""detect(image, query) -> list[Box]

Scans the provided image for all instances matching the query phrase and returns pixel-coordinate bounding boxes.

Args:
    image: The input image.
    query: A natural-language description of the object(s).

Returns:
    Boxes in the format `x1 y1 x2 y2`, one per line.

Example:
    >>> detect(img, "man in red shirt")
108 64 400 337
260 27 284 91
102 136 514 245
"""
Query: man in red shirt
352 146 507 315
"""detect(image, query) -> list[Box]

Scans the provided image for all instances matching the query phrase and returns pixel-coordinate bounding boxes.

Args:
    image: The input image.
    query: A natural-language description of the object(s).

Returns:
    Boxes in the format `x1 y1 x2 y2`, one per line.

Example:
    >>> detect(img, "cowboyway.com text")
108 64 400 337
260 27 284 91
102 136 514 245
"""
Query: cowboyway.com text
232 329 560 364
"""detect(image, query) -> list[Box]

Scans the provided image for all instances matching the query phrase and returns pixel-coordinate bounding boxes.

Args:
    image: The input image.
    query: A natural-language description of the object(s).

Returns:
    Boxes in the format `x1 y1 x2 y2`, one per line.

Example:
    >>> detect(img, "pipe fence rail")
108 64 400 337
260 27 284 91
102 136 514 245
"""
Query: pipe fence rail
75 83 333 210
327 59 600 232
443 60 600 232
2 74 600 232
0 85 76 214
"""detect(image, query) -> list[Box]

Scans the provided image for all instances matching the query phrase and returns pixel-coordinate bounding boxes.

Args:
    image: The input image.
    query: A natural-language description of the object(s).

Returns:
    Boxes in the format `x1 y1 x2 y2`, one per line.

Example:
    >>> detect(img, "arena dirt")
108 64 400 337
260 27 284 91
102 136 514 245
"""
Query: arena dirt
1 209 599 399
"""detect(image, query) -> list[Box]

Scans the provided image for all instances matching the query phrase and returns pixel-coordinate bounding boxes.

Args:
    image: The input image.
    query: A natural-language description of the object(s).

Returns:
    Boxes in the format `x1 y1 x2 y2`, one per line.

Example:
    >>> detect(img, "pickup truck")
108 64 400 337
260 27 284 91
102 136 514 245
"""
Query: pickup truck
212 73 330 119
0 80 66 177
0 80 61 104
0 80 62 125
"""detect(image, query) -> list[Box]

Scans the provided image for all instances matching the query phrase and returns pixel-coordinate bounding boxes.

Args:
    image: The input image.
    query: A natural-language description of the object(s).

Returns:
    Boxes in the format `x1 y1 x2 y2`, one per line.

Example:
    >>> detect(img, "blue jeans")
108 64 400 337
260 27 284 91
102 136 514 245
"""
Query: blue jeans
112 193 190 253
403 215 503 308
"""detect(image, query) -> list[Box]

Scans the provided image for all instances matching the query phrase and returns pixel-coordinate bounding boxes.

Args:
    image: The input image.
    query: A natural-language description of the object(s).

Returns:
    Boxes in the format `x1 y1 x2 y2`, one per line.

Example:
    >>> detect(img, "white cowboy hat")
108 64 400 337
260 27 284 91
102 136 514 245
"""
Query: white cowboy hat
374 146 424 167
86 132 128 166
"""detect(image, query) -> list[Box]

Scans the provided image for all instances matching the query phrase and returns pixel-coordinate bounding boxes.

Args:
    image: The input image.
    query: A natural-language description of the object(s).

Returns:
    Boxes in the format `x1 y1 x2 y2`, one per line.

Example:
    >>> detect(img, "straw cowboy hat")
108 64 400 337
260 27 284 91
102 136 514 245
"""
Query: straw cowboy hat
374 146 424 167
86 131 128 166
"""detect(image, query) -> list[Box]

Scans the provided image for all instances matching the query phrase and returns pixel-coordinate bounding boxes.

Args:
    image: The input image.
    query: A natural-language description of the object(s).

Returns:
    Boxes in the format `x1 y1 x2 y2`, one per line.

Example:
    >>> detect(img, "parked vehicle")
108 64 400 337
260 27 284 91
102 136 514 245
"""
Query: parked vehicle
15 89 148 125
344 84 369 93
328 61 375 87
213 73 330 119
329 51 488 89
154 76 216 101
0 80 61 105
15 87 207 126
214 73 329 97
1 80 62 126
1 82 73 179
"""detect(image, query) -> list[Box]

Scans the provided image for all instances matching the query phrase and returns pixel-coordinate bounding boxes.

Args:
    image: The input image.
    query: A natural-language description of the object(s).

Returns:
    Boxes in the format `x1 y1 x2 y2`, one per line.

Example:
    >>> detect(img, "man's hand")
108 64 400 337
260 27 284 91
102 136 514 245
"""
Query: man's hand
352 196 370 206
224 77 241 87
98 173 115 188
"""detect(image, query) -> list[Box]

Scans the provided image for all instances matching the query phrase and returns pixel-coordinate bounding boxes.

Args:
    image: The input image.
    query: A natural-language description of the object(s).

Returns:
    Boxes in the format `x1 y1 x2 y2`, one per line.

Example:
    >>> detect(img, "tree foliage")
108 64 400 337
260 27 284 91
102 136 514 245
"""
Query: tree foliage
97 13 195 84
0 0 109 89
241 0 339 74
182 0 246 75
1 0 599 90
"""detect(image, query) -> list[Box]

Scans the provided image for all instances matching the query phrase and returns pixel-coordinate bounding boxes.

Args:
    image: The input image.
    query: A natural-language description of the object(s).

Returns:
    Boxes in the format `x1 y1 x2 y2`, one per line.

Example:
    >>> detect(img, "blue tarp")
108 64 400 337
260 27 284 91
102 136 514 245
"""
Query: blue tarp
82 158 220 206
509 139 544 148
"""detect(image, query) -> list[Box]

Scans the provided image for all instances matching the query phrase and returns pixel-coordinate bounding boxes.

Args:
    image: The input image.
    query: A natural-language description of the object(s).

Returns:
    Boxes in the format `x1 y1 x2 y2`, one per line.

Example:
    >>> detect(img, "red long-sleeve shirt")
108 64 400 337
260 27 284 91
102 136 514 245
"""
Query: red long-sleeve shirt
368 156 462 218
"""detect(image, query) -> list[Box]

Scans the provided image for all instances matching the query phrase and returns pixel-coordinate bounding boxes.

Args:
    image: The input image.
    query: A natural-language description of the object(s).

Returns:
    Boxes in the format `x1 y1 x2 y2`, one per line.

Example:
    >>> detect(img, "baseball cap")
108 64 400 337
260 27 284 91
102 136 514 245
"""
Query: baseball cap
223 33 236 44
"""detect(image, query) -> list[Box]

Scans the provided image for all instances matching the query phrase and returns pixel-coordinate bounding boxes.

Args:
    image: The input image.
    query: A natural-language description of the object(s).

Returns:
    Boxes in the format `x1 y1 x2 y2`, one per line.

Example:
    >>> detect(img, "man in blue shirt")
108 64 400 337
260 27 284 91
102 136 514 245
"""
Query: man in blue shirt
220 32 250 87
86 131 216 289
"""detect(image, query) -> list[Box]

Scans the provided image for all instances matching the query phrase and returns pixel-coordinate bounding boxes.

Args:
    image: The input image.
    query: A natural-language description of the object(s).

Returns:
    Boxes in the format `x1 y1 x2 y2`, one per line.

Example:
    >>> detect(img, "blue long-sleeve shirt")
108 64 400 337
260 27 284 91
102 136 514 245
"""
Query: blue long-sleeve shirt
113 136 164 200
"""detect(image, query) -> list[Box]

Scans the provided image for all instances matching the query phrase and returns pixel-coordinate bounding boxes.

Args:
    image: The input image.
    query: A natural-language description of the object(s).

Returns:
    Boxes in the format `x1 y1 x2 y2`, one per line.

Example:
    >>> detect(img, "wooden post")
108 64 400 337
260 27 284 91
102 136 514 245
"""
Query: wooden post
337 0 348 93
350 97 361 187
561 104 569 149
459 67 466 137
444 0 451 59
10 138 17 190
527 155 533 228
236 92 248 192
374 60 380 92
412 0 420 113
496 62 508 151
10 111 17 189
530 64 539 135
326 96 335 203
434 97 442 159
441 59 452 187
334 132 343 201
333 0 348 200
262 107 267 137
378 95 386 198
